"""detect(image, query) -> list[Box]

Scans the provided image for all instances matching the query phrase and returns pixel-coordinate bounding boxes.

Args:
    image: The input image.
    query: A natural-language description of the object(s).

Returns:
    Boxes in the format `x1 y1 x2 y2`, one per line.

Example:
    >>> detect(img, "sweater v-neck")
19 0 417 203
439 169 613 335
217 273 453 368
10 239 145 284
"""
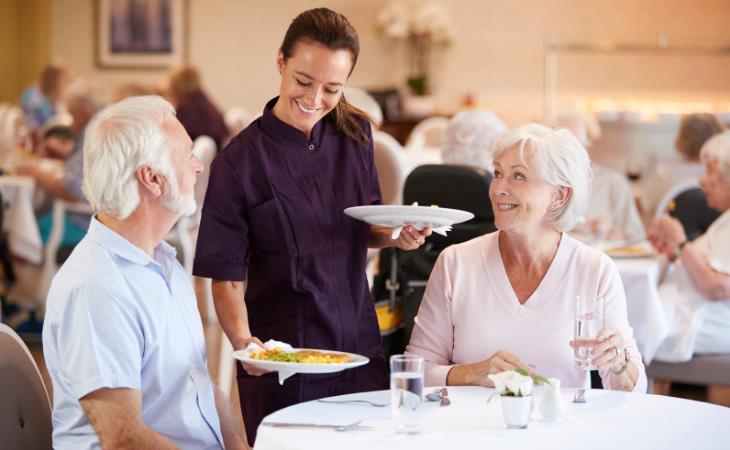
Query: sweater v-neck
485 231 572 319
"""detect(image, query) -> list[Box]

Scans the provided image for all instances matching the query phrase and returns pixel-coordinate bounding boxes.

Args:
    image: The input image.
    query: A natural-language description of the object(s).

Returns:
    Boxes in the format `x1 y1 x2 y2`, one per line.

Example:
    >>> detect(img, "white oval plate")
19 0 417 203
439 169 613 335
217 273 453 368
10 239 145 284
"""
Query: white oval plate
233 348 370 374
344 205 474 229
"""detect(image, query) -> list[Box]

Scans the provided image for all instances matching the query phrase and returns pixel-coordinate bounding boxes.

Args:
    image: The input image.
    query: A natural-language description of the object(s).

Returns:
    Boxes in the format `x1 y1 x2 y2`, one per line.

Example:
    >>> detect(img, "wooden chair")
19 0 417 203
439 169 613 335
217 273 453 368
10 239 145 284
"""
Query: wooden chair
0 323 52 449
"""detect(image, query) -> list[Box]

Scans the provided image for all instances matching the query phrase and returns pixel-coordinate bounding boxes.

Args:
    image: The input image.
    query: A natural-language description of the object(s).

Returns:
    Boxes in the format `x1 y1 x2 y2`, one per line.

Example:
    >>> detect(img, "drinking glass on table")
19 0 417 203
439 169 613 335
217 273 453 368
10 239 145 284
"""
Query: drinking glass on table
574 296 605 370
390 354 424 435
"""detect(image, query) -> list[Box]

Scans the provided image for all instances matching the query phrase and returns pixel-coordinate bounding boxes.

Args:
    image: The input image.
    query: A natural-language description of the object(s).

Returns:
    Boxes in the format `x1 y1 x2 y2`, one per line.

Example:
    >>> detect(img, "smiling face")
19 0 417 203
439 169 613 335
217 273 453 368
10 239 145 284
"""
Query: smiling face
489 145 560 234
272 40 353 138
699 159 730 212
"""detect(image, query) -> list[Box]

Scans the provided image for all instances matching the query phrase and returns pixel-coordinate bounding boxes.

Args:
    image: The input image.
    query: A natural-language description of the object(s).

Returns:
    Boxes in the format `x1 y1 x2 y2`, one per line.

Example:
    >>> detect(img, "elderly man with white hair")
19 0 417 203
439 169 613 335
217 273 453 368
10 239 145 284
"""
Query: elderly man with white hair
440 109 507 172
649 131 730 361
407 123 647 392
42 96 246 450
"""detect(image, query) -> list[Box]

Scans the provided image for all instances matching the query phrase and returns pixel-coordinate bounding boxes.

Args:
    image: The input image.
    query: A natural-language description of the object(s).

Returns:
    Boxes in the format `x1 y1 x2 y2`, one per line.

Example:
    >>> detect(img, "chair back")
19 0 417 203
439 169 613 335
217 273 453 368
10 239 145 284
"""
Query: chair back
404 164 495 251
655 180 720 241
373 131 408 205
344 87 383 127
406 116 450 150
0 323 52 449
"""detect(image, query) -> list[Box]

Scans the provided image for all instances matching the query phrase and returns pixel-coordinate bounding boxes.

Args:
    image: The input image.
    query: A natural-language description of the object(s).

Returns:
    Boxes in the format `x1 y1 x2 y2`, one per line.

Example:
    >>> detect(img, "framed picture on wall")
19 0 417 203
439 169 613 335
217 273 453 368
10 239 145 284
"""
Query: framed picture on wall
96 0 186 68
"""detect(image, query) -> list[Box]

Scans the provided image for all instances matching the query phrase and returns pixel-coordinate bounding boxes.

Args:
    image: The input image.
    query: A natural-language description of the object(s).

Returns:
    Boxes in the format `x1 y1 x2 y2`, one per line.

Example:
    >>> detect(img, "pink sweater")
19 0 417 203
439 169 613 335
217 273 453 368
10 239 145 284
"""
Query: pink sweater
406 231 647 392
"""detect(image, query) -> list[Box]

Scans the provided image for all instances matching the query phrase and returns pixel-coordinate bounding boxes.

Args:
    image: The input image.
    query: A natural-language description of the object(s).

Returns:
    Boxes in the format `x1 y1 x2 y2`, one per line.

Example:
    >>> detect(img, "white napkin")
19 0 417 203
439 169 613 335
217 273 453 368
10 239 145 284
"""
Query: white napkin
390 224 452 240
244 339 296 385
390 202 453 240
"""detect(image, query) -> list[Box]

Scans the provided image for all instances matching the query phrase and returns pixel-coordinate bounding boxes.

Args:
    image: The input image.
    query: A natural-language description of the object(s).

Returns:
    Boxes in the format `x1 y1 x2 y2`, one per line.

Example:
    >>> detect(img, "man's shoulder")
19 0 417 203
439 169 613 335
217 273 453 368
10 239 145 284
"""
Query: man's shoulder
48 237 128 303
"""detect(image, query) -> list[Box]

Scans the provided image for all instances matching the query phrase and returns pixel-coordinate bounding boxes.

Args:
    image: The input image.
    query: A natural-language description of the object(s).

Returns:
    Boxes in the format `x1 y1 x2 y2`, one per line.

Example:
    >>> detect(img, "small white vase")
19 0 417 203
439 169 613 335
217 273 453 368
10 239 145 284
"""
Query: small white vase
500 395 532 429
538 377 565 422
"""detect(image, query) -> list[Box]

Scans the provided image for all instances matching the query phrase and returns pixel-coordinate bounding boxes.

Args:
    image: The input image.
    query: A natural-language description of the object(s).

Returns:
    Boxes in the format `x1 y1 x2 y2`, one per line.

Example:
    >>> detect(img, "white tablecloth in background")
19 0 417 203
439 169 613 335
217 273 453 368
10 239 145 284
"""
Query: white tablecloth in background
613 256 669 364
255 387 730 450
0 176 42 264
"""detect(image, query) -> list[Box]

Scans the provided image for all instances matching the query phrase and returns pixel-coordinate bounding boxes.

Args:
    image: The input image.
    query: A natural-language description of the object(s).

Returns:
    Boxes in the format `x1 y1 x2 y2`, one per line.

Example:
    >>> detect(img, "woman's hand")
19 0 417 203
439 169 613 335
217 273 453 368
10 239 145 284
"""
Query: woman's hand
446 350 532 387
569 325 626 373
392 226 432 251
648 214 687 259
236 336 271 376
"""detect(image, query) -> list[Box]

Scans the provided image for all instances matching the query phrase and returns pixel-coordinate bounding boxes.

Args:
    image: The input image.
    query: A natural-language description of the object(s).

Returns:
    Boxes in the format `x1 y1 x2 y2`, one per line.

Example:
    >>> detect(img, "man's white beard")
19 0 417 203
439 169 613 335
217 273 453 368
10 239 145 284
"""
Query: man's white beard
161 181 196 217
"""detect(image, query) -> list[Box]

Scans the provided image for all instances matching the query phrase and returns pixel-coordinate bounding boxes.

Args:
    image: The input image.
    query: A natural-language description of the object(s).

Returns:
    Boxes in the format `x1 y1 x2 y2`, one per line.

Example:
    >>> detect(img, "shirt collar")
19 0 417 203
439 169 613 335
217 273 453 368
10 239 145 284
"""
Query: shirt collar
86 216 177 268
260 96 327 145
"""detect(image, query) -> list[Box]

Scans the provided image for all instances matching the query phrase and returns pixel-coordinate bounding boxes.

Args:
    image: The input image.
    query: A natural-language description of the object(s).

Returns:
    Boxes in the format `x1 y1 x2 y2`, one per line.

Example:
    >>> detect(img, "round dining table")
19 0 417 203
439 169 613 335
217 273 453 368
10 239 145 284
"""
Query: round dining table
254 386 730 450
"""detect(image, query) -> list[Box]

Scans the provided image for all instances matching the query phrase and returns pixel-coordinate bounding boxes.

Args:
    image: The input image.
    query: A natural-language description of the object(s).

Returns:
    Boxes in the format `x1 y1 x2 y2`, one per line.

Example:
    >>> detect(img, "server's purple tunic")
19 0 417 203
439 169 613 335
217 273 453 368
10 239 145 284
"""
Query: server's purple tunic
193 98 388 444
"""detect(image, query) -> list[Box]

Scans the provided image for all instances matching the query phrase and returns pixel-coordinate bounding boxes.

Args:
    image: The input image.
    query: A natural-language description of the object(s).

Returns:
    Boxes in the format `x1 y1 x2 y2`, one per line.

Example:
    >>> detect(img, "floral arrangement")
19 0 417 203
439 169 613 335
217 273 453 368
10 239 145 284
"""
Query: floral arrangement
488 369 550 397
375 1 453 95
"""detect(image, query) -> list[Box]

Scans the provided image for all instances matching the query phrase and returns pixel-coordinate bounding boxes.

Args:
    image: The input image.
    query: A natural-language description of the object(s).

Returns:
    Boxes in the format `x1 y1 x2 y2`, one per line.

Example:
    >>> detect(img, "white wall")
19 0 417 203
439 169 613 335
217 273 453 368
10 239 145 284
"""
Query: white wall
52 0 730 125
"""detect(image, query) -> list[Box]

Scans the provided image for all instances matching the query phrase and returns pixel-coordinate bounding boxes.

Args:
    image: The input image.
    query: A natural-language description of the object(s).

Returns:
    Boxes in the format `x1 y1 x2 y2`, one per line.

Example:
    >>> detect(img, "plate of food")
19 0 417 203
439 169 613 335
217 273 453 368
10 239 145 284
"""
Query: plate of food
344 205 474 230
602 244 657 259
233 343 369 374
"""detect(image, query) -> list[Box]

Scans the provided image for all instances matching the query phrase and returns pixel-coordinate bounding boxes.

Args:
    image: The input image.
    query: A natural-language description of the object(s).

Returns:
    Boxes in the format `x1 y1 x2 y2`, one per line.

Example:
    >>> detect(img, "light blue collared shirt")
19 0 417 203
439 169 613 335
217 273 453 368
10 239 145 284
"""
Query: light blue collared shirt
43 218 223 449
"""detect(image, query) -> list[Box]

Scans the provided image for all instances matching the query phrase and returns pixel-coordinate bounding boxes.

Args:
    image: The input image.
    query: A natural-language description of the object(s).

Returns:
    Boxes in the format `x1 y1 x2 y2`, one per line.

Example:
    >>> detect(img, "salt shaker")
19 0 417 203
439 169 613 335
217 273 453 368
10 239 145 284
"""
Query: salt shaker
539 377 565 422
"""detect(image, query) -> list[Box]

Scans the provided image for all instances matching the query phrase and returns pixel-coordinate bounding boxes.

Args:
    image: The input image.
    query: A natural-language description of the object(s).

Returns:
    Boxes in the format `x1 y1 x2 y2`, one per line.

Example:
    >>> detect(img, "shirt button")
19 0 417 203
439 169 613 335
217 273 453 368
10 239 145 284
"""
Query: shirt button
308 144 315 151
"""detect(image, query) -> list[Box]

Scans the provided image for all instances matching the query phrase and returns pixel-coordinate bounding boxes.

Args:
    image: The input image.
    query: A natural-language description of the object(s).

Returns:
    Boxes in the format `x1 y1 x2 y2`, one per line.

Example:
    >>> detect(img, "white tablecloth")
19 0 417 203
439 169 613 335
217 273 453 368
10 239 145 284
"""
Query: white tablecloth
613 256 669 364
0 176 42 264
255 387 730 450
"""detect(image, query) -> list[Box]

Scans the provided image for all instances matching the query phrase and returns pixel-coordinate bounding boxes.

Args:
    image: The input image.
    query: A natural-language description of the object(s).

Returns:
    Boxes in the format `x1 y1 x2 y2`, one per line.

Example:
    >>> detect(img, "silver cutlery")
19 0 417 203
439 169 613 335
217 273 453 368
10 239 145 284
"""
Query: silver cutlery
262 420 372 432
573 388 586 403
316 399 388 407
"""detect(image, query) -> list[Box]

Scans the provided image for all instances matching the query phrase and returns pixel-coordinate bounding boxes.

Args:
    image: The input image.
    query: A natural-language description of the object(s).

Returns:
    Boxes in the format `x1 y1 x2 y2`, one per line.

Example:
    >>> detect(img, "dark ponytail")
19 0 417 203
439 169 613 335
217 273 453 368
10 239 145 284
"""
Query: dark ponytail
280 8 371 147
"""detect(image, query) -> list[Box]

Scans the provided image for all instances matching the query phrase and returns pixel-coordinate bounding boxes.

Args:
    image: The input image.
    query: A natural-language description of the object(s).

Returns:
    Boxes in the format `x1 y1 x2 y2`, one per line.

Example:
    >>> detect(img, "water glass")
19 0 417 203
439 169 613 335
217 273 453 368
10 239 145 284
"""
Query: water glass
390 354 424 434
574 296 605 370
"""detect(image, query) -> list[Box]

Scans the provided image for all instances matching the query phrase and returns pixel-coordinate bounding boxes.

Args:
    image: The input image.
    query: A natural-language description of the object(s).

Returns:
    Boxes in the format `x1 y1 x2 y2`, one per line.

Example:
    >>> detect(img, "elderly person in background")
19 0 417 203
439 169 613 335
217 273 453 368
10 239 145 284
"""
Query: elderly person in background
18 78 105 246
20 64 70 135
43 96 245 450
640 113 724 221
557 107 646 243
165 66 228 149
407 123 646 392
649 131 730 362
440 109 507 172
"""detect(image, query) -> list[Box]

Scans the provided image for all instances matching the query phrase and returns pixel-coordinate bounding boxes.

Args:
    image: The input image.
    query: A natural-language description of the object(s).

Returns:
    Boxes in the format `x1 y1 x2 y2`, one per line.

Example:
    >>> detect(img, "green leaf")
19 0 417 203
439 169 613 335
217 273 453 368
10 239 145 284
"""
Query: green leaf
532 375 551 385
515 368 529 376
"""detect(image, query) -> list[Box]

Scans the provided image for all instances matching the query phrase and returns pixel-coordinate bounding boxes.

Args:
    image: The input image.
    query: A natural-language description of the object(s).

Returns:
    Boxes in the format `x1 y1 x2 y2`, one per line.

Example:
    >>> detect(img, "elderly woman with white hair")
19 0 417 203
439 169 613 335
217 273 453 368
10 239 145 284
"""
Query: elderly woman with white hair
649 131 730 361
440 109 507 172
407 123 647 391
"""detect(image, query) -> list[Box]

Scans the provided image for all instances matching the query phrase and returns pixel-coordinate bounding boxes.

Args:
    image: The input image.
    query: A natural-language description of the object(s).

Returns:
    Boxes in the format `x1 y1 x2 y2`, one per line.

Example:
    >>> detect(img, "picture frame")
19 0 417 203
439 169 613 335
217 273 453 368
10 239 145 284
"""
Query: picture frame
96 0 186 69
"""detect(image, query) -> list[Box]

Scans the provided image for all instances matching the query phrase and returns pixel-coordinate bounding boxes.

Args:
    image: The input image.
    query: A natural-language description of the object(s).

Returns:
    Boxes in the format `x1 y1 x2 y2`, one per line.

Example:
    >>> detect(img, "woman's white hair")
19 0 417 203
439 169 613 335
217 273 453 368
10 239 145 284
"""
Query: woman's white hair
700 130 730 181
82 95 177 219
492 123 592 232
441 109 507 172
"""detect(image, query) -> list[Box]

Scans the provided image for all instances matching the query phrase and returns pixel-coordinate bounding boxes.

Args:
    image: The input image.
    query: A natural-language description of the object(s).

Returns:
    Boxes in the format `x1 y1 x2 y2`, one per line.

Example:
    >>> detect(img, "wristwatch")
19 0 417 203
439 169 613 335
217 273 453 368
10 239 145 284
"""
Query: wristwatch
610 348 631 376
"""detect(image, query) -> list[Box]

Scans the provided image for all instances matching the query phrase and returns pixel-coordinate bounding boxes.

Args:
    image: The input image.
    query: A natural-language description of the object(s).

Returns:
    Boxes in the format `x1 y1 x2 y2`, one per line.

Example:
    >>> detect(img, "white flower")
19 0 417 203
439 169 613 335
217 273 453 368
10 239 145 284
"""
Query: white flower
376 0 453 45
488 370 534 397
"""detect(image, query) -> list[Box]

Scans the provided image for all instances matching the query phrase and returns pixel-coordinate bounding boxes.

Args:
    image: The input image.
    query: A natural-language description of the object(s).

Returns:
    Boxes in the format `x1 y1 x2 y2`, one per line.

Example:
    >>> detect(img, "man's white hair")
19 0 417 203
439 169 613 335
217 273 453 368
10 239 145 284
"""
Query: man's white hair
82 95 177 219
441 109 507 172
492 123 592 232
700 130 730 182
